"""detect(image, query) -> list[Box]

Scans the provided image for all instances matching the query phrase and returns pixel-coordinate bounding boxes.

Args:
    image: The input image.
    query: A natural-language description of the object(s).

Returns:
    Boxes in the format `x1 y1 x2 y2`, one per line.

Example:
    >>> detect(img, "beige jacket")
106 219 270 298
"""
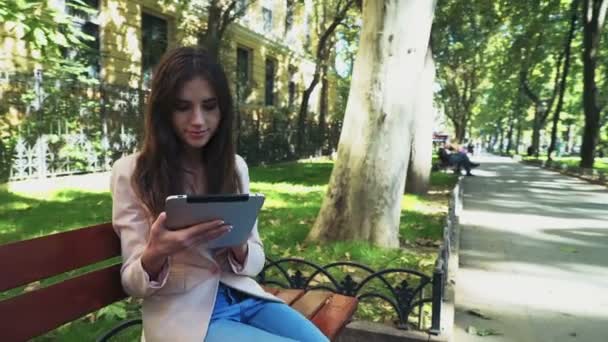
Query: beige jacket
110 153 280 342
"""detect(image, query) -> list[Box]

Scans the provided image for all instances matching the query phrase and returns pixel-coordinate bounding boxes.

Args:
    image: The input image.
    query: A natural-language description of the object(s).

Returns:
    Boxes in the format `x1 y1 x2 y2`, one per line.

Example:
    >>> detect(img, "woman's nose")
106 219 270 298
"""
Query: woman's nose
191 106 205 125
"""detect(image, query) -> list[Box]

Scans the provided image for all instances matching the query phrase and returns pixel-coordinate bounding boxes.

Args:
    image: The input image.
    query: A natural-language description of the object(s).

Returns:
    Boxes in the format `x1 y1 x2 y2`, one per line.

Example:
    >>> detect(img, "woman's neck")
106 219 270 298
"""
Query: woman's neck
181 147 204 171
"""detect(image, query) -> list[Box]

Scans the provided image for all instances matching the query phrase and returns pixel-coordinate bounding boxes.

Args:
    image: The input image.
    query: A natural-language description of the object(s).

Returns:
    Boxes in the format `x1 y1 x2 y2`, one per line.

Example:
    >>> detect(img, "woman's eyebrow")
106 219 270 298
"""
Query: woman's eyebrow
175 97 217 103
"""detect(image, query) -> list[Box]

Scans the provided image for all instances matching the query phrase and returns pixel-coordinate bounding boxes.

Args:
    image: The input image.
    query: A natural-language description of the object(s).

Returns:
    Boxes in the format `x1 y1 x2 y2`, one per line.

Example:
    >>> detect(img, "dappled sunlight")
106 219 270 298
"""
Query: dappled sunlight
6 172 111 199
457 157 608 341
250 181 325 194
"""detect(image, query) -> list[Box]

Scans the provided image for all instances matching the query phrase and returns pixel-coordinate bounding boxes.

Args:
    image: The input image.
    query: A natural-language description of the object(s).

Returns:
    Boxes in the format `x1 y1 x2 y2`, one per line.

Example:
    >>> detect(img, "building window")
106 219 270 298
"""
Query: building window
262 7 273 33
66 0 100 78
142 12 168 88
285 0 295 33
236 47 251 103
288 65 297 108
265 58 276 106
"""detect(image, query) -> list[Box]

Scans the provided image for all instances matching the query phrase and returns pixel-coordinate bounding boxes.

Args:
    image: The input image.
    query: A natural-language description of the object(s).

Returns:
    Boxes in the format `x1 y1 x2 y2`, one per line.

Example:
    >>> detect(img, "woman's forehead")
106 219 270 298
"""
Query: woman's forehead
177 77 217 100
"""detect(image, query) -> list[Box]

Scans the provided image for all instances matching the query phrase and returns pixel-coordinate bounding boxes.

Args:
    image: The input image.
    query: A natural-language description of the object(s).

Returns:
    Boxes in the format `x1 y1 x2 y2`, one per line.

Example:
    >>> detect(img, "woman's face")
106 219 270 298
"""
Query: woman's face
171 77 221 151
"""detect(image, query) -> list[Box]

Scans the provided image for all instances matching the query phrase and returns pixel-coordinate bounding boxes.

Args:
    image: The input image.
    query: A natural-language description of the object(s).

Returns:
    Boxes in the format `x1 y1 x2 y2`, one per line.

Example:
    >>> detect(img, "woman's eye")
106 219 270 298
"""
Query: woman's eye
202 103 218 111
175 104 190 111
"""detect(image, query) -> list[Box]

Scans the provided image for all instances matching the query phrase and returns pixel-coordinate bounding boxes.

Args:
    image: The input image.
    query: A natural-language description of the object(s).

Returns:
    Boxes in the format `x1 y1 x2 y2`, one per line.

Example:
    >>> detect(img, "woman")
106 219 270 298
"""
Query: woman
111 47 328 342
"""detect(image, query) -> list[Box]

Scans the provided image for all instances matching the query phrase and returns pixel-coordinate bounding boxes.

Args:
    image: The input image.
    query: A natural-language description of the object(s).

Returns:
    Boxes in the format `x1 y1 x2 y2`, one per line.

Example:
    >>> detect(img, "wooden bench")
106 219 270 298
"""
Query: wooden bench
0 223 357 341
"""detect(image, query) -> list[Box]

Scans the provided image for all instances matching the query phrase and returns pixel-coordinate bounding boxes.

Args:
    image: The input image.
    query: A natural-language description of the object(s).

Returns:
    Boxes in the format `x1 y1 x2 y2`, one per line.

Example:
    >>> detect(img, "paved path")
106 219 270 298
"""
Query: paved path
454 155 608 342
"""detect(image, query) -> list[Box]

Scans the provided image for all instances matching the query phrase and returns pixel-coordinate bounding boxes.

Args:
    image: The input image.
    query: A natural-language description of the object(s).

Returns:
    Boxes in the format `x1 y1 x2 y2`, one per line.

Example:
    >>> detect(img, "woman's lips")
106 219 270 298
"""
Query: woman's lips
187 129 208 139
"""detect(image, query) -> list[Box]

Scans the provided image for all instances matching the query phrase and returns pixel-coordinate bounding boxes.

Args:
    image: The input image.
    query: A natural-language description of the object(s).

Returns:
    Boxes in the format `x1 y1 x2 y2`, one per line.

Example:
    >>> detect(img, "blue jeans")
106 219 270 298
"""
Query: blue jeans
204 283 329 342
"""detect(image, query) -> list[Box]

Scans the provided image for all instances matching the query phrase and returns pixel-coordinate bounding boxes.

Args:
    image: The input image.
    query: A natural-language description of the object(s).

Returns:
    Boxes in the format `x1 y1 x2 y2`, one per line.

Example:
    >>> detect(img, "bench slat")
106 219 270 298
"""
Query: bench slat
0 264 127 342
262 286 281 296
311 294 358 341
290 290 333 318
273 288 306 305
0 223 120 291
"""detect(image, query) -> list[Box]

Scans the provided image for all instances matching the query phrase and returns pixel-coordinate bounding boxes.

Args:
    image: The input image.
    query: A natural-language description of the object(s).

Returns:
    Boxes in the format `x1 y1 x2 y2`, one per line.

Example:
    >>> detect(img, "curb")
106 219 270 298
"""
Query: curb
433 175 463 342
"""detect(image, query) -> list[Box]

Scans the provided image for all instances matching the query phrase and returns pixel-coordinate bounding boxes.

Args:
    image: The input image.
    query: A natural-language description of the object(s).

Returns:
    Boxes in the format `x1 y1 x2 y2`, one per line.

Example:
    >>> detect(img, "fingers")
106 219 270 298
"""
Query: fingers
152 212 167 231
175 220 230 245
188 219 227 236
193 224 231 244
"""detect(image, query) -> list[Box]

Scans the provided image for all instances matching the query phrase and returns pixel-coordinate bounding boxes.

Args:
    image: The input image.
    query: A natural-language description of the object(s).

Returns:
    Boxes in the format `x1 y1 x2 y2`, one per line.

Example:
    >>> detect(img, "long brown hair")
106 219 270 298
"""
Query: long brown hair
132 47 241 217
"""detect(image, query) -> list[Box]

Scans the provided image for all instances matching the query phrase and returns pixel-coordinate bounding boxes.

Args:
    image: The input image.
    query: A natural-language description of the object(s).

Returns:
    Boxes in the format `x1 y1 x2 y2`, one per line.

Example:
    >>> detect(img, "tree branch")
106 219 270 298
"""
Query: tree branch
544 50 566 122
219 0 257 38
316 0 356 61
520 71 541 104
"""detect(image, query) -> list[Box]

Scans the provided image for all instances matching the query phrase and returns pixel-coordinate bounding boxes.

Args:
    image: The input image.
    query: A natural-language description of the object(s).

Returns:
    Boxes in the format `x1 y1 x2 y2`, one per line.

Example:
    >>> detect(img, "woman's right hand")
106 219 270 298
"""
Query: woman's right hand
141 212 231 280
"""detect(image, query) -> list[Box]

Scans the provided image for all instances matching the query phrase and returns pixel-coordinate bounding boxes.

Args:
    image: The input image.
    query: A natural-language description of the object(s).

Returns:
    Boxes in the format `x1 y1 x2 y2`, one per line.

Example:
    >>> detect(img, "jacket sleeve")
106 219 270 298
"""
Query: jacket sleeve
227 155 266 277
110 156 171 298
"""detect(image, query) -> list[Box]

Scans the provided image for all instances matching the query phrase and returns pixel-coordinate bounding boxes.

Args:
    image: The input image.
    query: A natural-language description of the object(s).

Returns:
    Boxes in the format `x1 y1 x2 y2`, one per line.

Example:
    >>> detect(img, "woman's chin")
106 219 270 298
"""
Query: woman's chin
185 138 209 150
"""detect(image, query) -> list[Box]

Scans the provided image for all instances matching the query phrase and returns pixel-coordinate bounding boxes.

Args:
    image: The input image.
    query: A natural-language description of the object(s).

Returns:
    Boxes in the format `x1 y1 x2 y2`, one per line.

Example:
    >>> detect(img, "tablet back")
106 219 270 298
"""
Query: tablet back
165 194 265 248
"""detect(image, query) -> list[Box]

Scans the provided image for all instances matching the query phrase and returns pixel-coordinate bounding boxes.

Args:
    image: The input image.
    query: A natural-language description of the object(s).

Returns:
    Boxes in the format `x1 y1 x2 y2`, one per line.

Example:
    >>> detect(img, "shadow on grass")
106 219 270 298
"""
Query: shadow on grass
250 162 334 186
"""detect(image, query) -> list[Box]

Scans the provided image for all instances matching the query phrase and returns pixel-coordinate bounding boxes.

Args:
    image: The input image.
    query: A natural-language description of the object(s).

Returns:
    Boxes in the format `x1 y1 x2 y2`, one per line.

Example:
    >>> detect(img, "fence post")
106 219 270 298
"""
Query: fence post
430 260 444 335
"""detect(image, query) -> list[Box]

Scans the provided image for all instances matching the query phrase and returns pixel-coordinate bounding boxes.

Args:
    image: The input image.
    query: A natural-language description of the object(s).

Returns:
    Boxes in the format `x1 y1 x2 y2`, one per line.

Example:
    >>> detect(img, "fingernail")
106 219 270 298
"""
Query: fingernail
227 225 233 231
218 220 225 225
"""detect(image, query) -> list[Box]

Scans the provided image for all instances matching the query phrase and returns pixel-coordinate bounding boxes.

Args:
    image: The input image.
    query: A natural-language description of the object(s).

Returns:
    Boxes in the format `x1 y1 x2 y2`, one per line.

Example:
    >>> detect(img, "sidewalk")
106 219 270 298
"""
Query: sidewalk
454 155 608 342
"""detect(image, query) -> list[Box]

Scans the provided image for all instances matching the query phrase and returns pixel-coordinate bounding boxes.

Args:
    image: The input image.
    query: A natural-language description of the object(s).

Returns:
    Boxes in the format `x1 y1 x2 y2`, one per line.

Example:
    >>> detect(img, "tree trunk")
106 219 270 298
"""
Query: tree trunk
531 109 543 157
453 120 467 143
515 117 523 154
548 0 577 162
297 67 321 155
498 122 505 153
506 113 515 154
580 0 607 168
308 0 436 247
199 3 223 58
319 62 329 155
565 123 572 153
405 47 435 195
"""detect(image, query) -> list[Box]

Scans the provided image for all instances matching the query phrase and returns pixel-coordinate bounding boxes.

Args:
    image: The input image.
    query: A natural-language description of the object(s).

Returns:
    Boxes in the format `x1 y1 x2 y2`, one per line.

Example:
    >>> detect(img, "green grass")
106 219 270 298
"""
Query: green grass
521 155 608 172
0 160 457 339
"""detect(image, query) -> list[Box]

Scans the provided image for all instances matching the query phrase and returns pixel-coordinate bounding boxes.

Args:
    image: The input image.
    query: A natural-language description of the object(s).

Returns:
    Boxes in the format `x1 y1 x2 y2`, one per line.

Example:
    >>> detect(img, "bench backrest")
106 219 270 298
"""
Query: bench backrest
0 223 126 341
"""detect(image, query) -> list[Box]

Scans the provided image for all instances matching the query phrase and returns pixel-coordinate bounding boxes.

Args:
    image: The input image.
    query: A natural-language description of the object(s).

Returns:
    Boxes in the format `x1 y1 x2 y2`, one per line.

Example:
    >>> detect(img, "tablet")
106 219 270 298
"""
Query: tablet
164 193 265 249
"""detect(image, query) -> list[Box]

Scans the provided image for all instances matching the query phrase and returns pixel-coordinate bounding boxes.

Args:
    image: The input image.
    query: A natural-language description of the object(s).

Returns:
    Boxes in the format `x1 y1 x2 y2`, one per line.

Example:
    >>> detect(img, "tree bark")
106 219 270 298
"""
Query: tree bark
308 0 436 247
580 0 607 168
506 112 515 154
548 0 578 162
319 62 329 155
531 110 543 157
405 47 435 195
515 118 523 154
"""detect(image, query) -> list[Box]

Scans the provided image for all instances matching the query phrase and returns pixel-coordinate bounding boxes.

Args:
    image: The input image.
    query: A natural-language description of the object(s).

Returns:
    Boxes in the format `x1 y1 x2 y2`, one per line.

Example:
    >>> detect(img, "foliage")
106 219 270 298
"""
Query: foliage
433 0 608 164
0 0 97 78
433 0 500 142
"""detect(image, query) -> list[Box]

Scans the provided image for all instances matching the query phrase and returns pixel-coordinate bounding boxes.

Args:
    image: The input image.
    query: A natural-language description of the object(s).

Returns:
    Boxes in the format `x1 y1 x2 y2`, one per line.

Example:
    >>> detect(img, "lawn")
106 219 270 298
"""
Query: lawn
521 155 608 173
0 159 457 340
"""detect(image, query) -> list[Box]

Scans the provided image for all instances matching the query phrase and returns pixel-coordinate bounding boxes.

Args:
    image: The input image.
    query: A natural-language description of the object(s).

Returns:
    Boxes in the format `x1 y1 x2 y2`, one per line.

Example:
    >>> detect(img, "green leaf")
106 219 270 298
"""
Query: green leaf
33 27 48 46
53 32 68 47
97 302 128 320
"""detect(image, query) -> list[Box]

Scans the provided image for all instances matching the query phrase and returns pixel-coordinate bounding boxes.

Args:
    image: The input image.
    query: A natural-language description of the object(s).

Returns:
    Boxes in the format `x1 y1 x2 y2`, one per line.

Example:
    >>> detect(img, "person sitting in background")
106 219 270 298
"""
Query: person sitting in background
440 144 480 176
